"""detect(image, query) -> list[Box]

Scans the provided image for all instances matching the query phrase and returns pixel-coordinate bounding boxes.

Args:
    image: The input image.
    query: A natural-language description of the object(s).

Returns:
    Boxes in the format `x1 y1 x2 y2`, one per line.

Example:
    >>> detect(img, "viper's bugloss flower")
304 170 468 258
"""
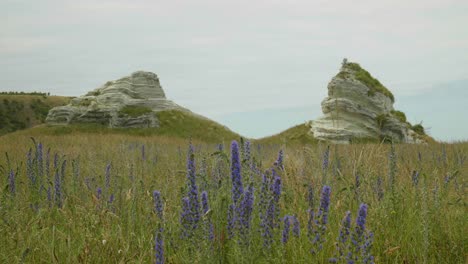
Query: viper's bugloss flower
332 211 351 261
322 146 330 171
97 187 102 200
37 142 43 178
282 216 291 244
244 141 251 164
349 203 370 263
180 197 191 238
201 191 209 214
311 185 331 254
155 228 164 264
8 169 15 196
319 186 331 225
227 203 235 239
54 164 63 208
186 143 200 229
231 140 243 205
153 190 163 219
240 184 254 240
292 215 300 237
274 149 284 170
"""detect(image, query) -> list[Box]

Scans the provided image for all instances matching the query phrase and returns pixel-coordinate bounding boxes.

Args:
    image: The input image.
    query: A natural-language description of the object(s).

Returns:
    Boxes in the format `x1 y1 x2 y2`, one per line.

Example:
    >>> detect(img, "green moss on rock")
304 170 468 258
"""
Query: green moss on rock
118 106 153 117
343 62 395 102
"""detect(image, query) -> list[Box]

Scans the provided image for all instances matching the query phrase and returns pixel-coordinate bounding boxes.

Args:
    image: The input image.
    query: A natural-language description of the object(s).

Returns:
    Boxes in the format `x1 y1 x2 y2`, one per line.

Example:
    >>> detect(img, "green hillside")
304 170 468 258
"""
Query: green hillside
15 109 241 143
255 121 317 146
0 94 71 135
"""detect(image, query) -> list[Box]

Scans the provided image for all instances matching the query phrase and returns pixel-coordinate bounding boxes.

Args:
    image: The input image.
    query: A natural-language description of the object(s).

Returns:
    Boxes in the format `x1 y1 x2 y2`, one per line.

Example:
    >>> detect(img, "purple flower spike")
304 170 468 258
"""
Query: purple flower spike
153 190 163 220
231 140 244 204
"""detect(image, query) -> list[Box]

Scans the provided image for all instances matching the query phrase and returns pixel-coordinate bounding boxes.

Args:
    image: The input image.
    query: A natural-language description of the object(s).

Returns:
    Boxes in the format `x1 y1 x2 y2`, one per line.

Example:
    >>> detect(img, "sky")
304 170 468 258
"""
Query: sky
1 0 467 141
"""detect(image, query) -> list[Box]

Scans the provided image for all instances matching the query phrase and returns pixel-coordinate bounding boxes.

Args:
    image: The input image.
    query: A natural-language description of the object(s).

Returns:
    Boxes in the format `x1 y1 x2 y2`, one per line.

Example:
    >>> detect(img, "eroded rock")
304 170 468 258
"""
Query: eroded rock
46 71 183 128
311 61 425 143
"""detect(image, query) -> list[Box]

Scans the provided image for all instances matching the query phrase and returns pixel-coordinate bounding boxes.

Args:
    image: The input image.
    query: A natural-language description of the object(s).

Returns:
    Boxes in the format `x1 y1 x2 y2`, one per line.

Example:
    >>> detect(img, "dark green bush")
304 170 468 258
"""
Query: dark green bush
391 110 407 123
412 124 425 135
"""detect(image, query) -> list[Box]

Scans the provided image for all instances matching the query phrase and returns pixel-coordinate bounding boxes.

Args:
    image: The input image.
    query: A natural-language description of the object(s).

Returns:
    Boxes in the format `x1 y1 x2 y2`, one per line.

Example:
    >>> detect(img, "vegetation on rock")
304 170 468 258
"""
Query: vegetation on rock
343 62 395 102
118 105 153 117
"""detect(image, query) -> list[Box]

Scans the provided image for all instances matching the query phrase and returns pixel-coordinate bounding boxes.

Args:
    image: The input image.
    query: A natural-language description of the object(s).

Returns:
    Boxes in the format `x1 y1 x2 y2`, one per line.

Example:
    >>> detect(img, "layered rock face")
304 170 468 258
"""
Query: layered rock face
46 71 183 128
311 61 424 143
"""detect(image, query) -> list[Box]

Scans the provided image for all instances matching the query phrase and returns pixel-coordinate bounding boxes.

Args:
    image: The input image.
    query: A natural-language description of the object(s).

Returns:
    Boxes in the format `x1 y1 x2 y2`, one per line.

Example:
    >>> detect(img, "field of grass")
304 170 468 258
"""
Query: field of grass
0 131 466 263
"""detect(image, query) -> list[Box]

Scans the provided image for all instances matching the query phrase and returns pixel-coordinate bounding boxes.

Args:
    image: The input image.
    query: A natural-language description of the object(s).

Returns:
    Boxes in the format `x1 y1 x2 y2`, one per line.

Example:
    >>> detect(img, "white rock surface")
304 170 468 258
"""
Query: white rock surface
46 71 184 128
311 63 424 143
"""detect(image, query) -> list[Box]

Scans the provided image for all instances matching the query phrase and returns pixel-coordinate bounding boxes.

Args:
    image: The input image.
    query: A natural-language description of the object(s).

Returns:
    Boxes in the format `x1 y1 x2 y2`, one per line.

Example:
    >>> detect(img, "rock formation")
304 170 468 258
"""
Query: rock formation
311 60 425 143
46 71 184 128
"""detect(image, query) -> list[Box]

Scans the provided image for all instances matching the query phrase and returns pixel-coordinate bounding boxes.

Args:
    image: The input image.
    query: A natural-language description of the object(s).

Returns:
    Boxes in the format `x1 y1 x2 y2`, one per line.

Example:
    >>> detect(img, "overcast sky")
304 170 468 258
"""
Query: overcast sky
1 0 467 141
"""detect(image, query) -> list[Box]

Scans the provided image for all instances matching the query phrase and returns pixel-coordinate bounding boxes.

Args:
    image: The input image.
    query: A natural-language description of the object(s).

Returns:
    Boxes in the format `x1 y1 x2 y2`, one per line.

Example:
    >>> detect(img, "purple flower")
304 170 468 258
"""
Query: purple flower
180 197 191 238
153 190 163 220
282 216 291 244
141 144 146 161
227 204 235 239
37 143 43 178
8 169 15 196
311 185 331 253
239 184 254 241
201 191 214 241
45 148 50 181
54 167 62 208
186 143 200 231
201 191 209 214
291 215 300 237
274 149 284 170
243 141 251 164
231 140 244 205
261 202 275 248
332 211 351 261
97 187 102 200
349 203 370 263
155 227 164 264
322 145 330 171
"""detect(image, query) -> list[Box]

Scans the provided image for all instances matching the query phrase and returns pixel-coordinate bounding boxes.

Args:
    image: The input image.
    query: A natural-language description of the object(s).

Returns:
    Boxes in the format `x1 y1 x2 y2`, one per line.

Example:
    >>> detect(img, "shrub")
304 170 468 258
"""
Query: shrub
390 110 407 123
376 114 388 129
411 124 425 135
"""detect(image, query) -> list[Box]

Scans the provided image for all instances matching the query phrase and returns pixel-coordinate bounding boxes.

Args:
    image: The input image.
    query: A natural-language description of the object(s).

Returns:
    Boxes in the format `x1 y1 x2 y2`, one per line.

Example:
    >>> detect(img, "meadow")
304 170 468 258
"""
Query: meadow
0 131 466 263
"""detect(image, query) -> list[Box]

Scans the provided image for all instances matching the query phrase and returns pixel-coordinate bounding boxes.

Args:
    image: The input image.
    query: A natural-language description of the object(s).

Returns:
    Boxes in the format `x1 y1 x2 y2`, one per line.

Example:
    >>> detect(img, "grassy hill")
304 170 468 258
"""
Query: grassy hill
12 109 241 143
0 94 71 135
255 121 317 146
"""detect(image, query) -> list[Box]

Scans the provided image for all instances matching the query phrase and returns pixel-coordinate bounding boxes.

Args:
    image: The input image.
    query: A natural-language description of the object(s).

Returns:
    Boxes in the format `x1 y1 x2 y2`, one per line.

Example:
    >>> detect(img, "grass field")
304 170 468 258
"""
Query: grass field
0 130 466 263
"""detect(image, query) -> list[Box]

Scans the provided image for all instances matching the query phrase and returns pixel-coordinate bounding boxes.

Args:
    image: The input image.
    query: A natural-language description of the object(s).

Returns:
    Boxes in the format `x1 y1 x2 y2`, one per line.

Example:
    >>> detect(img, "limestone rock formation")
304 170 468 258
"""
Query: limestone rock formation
311 60 425 143
46 71 184 128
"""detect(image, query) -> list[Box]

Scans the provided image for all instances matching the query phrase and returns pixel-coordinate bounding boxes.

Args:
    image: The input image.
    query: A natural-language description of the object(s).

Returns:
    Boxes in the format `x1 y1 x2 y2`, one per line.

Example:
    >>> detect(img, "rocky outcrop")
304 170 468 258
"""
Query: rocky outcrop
46 71 184 128
311 60 425 143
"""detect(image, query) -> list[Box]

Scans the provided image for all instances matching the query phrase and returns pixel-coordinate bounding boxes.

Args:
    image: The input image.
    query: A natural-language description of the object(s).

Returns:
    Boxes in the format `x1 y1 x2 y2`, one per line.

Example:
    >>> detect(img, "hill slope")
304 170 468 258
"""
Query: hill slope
0 94 71 135
13 109 241 143
255 121 317 145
